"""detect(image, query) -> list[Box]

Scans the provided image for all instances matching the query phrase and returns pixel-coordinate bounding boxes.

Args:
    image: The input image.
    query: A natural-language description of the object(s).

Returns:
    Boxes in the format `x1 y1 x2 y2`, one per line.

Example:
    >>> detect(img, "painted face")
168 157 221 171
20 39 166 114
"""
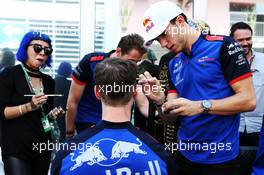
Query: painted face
233 29 253 56
120 49 143 63
156 22 186 54
26 40 52 69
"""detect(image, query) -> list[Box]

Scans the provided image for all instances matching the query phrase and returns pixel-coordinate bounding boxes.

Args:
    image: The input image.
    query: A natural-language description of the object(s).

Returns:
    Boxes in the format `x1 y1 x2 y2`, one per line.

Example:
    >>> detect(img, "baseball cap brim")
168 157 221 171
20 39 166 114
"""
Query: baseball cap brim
142 1 183 47
144 22 169 47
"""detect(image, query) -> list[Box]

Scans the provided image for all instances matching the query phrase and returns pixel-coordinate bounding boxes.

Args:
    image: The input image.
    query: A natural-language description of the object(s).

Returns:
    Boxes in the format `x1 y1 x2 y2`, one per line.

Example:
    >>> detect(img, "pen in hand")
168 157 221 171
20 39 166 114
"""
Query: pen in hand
24 94 63 97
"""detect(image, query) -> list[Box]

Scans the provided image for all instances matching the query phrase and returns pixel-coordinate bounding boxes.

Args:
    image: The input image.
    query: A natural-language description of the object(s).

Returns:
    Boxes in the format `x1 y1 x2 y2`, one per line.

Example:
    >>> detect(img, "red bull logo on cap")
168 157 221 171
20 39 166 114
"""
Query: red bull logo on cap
143 17 154 33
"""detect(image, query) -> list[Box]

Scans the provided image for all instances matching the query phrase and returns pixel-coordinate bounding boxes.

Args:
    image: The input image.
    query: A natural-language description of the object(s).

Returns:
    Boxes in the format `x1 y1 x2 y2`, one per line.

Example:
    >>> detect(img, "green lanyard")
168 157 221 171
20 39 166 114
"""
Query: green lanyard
21 64 51 132
21 64 44 95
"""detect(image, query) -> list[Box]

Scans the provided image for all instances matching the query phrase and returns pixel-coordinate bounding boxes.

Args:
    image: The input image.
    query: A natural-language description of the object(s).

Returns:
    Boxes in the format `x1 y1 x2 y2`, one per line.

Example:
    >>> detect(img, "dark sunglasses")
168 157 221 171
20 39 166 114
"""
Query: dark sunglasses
29 43 53 56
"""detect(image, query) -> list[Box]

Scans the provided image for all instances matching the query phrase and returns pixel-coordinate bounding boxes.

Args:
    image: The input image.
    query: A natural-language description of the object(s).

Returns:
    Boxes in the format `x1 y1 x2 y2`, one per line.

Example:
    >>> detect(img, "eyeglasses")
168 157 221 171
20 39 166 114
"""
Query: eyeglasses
29 43 53 56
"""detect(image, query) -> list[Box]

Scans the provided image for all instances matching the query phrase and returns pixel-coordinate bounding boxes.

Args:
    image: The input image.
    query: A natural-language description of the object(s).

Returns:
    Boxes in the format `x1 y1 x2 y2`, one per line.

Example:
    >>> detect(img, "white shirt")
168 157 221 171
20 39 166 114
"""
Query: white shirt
240 50 264 133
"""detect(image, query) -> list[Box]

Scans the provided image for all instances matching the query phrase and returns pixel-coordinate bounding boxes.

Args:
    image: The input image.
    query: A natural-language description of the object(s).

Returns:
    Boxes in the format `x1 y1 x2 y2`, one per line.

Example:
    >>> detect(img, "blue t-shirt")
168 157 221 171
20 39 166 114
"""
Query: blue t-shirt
51 121 176 175
252 122 264 175
72 52 111 124
168 34 251 164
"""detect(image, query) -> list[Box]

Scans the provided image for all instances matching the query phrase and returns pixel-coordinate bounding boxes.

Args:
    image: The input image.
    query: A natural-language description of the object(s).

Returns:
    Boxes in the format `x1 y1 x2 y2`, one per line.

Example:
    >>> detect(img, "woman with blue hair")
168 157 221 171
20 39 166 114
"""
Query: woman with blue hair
0 31 64 175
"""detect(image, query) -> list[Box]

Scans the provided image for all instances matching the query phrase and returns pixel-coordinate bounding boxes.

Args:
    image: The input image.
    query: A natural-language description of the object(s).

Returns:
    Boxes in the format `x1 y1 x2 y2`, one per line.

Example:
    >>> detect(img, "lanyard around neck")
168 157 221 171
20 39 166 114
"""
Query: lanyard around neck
21 64 48 120
21 64 44 94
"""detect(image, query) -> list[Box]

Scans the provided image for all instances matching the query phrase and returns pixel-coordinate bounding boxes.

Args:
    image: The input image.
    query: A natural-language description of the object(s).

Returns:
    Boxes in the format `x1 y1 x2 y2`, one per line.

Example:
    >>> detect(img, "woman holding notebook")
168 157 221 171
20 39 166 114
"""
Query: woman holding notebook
0 31 64 175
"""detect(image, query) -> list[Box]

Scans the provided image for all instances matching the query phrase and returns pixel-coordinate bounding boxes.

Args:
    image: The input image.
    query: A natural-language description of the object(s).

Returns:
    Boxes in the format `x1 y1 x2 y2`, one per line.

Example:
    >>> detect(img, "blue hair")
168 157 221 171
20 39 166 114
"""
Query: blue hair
16 31 53 67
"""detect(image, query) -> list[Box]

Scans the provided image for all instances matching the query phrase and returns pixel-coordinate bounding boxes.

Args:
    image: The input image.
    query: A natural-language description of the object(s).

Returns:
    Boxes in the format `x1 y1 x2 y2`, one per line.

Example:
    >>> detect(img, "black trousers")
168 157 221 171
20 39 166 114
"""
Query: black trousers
240 132 259 146
173 151 240 175
2 151 51 175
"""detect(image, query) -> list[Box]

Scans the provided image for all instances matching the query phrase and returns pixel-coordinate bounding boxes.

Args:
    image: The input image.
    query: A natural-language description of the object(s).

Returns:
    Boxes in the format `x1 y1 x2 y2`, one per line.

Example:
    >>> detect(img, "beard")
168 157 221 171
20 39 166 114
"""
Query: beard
242 45 252 56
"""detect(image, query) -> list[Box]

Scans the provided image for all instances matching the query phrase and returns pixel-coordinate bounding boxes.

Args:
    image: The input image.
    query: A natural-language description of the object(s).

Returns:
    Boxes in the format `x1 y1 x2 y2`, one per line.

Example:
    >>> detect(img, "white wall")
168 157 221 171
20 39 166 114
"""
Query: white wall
0 1 79 21
207 0 230 35
80 0 94 57
194 0 208 21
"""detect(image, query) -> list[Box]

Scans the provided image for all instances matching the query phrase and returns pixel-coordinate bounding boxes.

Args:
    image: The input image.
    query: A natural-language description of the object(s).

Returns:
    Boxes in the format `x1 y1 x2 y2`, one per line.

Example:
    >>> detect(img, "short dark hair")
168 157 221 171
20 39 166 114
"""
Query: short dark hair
230 22 253 37
117 33 147 56
1 48 15 66
94 58 137 106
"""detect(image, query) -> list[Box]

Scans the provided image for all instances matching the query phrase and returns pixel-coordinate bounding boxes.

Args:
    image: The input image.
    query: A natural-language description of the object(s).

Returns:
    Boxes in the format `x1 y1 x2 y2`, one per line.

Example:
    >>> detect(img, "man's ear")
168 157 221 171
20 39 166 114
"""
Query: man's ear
133 85 138 98
176 15 185 26
115 47 122 57
94 86 101 100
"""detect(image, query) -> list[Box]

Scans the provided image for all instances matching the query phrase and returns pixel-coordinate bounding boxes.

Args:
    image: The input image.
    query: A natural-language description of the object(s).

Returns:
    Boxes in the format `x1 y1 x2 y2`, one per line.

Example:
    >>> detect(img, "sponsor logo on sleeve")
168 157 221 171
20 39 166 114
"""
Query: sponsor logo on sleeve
73 66 82 77
235 54 247 66
228 42 243 55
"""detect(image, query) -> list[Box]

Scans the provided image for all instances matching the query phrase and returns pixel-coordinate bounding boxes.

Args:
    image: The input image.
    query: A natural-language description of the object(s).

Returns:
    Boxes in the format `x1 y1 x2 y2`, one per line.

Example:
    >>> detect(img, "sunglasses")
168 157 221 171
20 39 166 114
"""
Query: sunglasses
29 43 53 56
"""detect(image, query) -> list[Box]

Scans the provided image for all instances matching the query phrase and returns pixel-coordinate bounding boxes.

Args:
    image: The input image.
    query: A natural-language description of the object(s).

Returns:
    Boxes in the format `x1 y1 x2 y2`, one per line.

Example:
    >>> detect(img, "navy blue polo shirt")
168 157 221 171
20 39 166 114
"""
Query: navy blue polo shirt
72 52 112 124
51 121 176 175
168 34 252 164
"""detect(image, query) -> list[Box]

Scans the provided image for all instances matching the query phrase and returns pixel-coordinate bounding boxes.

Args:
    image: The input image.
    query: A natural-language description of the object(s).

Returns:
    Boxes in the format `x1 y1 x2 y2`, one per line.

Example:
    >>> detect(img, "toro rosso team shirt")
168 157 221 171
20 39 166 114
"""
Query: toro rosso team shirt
168 34 252 164
72 52 111 124
51 121 176 175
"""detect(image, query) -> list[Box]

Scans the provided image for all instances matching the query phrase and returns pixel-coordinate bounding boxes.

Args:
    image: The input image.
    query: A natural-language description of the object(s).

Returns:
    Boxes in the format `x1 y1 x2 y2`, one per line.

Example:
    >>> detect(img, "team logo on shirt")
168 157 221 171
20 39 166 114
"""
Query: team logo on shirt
197 56 216 63
69 138 148 171
172 60 184 86
228 42 239 49
70 142 107 171
235 54 247 66
111 138 147 159
228 42 243 55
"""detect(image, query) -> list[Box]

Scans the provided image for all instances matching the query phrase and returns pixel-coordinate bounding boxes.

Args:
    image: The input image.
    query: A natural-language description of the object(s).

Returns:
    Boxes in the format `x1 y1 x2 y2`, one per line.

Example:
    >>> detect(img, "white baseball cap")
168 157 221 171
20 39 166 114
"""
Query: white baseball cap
142 1 183 46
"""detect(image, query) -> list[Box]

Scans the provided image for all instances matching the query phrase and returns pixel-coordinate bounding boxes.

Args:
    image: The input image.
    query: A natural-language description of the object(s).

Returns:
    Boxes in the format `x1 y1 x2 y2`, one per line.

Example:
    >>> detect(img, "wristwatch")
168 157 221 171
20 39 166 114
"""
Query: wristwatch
201 100 212 114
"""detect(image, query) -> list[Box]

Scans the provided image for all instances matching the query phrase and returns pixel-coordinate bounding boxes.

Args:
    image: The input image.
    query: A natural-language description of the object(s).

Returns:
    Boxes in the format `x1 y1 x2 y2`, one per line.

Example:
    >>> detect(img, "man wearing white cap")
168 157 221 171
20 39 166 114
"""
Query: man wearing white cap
139 1 256 174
